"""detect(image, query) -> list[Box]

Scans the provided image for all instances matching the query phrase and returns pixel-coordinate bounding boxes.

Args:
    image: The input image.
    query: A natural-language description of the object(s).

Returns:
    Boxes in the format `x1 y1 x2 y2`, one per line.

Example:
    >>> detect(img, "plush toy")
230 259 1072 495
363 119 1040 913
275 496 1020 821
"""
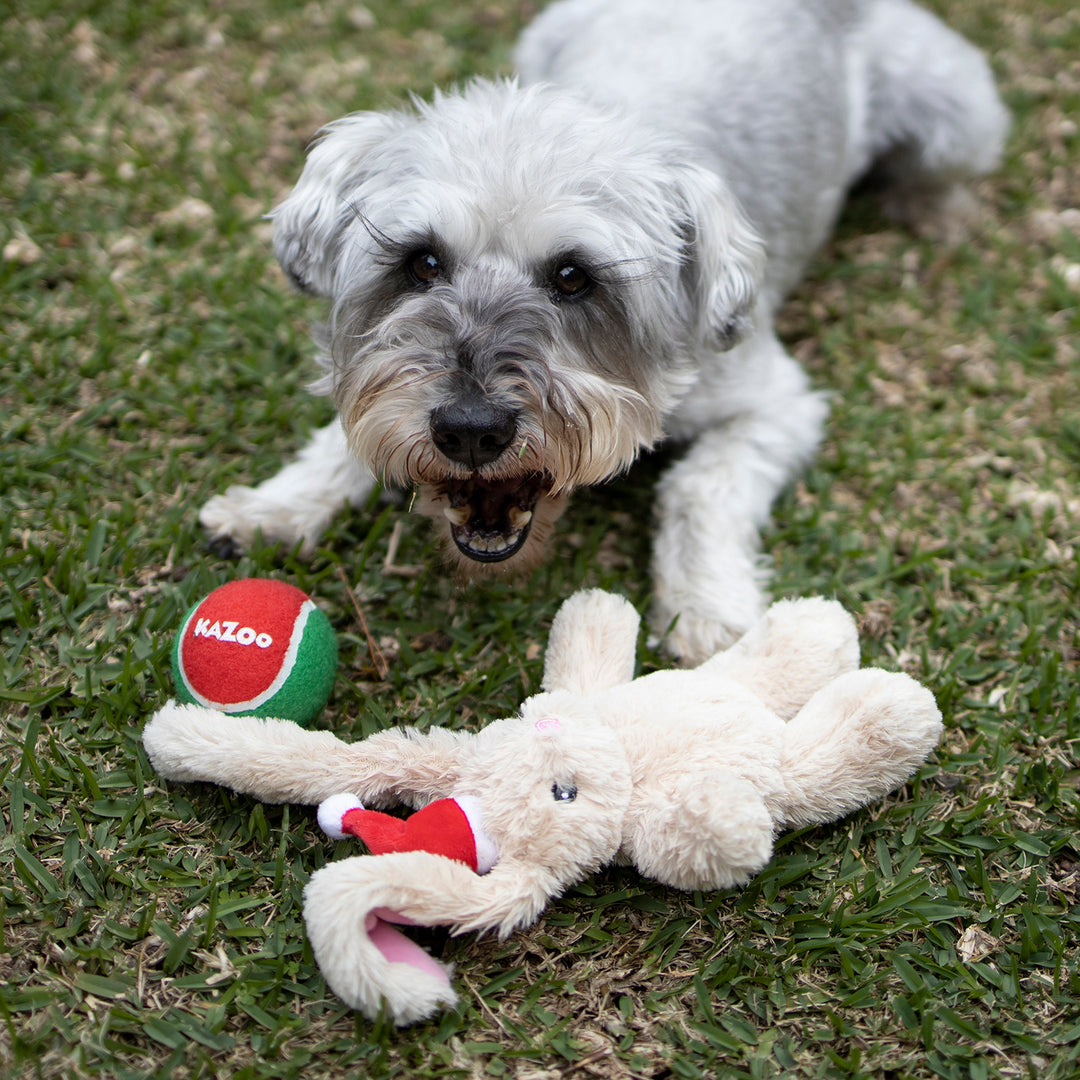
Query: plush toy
143 590 942 1024
171 578 337 726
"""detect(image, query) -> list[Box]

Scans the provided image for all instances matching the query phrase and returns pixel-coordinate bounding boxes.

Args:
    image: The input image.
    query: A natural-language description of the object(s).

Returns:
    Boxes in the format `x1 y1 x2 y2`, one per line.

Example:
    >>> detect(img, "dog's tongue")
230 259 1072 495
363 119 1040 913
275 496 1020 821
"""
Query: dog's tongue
443 474 544 562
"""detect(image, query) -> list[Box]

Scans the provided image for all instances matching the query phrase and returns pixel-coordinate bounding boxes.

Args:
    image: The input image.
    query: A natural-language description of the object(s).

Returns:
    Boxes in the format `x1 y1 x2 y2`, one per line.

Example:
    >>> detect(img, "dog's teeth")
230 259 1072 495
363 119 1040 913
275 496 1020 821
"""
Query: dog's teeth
464 534 515 556
508 507 532 529
443 506 470 526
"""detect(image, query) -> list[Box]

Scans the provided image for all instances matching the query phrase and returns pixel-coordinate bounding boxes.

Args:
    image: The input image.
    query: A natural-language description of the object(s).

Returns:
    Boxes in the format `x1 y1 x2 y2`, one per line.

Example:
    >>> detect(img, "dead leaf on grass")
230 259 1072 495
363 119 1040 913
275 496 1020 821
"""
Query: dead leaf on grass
957 925 1002 964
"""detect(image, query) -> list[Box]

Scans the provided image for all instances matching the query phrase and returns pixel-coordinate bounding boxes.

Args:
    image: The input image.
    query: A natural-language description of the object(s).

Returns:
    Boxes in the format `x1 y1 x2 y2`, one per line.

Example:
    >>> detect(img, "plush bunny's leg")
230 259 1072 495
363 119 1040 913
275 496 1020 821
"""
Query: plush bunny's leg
621 773 775 891
304 851 559 1023
143 701 469 808
541 589 640 695
773 668 943 828
697 597 860 720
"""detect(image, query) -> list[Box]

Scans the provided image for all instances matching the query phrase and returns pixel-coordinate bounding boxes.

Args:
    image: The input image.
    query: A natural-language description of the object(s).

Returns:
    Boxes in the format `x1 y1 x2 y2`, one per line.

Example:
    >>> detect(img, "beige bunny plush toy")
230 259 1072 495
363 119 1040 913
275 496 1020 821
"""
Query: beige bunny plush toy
143 589 942 1025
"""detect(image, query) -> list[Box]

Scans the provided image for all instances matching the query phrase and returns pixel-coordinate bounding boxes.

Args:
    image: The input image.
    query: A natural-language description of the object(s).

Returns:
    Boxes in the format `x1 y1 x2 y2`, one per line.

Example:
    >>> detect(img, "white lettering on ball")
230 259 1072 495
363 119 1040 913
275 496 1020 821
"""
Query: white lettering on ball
193 617 273 648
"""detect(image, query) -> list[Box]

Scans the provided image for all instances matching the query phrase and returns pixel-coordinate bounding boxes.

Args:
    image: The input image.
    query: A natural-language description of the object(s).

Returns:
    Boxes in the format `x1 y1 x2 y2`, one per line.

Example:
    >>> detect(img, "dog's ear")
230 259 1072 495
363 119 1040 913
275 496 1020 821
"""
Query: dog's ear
271 112 405 298
670 161 765 351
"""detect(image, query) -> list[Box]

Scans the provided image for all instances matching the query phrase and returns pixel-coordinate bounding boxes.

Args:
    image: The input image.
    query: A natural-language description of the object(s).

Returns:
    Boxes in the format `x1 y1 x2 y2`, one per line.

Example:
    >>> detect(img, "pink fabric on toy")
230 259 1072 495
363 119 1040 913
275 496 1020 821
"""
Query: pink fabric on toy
365 910 450 982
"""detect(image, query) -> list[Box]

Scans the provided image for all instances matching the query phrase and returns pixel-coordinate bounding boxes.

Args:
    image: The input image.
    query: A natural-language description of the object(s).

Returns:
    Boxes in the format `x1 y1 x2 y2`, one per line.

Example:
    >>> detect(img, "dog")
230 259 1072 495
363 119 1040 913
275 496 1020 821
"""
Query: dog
200 0 1007 662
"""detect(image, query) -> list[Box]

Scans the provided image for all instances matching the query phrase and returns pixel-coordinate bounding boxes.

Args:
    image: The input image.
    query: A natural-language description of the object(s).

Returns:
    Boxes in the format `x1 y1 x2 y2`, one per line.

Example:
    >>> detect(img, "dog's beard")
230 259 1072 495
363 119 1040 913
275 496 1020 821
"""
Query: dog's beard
326 281 665 574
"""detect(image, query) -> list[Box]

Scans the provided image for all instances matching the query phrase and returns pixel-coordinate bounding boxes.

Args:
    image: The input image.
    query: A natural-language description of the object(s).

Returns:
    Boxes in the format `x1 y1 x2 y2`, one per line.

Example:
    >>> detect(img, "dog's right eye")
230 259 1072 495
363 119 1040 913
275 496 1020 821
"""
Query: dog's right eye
552 264 592 300
406 252 441 287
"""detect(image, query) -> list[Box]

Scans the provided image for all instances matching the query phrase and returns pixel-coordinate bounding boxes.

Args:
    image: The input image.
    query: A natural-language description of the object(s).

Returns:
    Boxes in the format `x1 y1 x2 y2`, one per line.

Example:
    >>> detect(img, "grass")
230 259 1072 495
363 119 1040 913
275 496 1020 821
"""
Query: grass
1 0 1078 1076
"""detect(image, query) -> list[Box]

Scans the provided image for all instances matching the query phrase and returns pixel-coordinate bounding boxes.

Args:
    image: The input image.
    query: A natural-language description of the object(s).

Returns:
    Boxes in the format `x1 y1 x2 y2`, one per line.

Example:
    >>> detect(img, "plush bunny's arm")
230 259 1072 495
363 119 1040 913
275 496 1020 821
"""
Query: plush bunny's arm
143 701 470 808
304 851 560 1024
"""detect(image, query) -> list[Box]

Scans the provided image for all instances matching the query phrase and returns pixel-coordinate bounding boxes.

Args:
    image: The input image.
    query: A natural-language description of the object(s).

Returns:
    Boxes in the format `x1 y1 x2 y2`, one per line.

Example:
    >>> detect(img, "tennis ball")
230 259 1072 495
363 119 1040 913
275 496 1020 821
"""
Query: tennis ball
171 578 337 726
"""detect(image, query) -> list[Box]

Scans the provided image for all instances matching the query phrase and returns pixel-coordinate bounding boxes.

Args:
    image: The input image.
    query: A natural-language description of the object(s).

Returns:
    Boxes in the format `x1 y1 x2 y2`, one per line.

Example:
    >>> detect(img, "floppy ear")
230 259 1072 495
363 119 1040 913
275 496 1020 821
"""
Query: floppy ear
303 851 563 1023
271 111 406 298
670 160 765 351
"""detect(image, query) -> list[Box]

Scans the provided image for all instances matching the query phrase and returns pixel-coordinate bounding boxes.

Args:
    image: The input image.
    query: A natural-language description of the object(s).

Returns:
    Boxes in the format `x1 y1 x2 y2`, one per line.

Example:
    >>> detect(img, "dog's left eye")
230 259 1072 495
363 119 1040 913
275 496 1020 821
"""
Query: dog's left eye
406 252 442 286
551 782 577 803
551 264 592 300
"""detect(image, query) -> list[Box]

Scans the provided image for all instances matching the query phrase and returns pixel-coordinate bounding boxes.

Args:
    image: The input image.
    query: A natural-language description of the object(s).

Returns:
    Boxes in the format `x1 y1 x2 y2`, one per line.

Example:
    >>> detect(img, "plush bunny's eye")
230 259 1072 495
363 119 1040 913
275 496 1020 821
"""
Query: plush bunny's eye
551 782 577 803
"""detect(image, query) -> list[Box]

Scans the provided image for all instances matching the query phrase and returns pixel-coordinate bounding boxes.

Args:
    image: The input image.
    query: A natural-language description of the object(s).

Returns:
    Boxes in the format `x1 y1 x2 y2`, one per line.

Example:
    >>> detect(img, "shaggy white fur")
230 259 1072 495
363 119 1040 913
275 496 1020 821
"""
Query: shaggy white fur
200 0 1007 659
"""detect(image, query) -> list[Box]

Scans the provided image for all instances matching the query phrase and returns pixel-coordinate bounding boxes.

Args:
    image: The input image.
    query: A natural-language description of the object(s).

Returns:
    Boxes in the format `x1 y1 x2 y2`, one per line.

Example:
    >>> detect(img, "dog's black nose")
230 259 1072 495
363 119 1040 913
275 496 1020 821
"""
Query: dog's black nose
430 400 517 468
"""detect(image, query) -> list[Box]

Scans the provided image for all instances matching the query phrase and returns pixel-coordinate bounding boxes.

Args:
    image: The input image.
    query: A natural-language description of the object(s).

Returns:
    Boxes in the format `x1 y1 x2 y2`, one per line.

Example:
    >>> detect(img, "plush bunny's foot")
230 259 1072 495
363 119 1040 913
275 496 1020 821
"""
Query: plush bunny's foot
700 597 860 720
776 668 943 828
622 772 776 891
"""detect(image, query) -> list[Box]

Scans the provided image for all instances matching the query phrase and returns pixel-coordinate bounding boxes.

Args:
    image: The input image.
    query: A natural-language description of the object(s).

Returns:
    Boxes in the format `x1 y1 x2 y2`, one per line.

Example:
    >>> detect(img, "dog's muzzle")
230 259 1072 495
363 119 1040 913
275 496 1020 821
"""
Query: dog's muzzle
440 471 547 563
429 397 548 563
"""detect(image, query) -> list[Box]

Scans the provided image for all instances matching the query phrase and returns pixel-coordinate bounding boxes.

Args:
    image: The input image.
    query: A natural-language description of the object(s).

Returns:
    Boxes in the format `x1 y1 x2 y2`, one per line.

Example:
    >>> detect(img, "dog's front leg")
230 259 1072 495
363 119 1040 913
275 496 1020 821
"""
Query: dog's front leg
651 370 827 664
199 420 376 557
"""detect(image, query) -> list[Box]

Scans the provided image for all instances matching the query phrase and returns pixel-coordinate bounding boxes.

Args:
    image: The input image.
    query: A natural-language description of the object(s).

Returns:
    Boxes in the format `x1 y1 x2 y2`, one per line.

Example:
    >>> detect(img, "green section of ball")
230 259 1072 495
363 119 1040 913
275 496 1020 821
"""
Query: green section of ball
170 598 199 705
250 604 338 726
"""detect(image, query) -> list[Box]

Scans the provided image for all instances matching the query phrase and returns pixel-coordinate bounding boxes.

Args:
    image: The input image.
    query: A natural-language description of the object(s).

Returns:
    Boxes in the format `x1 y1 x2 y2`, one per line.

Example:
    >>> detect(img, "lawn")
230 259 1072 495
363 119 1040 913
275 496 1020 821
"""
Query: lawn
1 1 1078 1077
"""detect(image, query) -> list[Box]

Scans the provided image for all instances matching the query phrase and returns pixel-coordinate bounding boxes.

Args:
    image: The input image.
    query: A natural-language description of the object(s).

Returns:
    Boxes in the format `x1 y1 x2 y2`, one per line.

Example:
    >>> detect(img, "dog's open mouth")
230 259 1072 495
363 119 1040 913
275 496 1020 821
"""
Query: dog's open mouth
441 473 548 563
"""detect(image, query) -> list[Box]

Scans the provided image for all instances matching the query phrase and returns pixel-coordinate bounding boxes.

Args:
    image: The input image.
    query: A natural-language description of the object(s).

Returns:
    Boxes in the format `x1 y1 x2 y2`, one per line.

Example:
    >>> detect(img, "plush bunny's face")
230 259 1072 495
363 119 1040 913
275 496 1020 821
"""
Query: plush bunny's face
455 699 632 884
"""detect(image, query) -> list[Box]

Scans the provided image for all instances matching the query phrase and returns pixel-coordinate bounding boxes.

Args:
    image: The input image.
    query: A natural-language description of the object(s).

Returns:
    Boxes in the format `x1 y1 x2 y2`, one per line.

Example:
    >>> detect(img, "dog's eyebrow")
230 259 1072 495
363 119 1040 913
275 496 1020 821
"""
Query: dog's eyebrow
595 257 660 287
347 200 656 288
544 250 659 288
345 201 438 260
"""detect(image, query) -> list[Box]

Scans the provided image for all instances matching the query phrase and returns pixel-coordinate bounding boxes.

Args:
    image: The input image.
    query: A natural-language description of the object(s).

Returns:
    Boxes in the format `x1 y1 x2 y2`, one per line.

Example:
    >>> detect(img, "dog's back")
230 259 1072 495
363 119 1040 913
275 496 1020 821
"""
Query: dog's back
516 0 1007 307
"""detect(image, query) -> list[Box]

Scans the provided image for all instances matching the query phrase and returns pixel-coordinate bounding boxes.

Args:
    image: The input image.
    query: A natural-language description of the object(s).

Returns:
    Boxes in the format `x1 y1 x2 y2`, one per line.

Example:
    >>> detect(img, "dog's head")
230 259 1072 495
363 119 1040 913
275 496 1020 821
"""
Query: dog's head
272 79 763 572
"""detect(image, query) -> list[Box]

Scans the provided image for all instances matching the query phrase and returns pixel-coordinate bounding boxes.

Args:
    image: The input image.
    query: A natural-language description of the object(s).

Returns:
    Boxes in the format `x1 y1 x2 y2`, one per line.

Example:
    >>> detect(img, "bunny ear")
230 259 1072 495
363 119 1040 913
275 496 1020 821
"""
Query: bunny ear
304 852 556 1024
304 853 460 1024
142 701 356 804
541 589 640 696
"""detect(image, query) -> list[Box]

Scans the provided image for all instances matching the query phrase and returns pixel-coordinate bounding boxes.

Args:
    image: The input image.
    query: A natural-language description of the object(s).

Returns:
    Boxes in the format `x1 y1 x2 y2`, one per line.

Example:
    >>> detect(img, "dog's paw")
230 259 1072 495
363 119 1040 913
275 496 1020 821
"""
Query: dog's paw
650 557 767 666
199 486 322 559
654 608 747 667
881 182 982 246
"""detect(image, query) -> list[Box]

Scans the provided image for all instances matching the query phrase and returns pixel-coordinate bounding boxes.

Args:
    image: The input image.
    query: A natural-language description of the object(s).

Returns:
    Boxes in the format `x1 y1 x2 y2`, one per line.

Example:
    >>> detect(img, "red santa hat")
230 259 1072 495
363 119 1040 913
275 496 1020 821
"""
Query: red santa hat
317 793 498 874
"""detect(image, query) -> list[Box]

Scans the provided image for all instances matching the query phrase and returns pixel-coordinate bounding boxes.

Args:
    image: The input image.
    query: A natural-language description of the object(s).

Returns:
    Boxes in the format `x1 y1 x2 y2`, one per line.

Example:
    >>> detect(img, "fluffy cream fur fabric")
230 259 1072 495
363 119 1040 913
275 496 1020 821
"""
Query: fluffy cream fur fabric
144 589 942 1023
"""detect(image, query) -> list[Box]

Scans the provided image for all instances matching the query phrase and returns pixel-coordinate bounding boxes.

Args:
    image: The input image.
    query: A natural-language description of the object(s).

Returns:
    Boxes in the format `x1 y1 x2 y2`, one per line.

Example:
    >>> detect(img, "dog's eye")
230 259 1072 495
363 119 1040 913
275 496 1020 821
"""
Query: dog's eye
552 264 592 300
406 252 441 287
551 782 577 803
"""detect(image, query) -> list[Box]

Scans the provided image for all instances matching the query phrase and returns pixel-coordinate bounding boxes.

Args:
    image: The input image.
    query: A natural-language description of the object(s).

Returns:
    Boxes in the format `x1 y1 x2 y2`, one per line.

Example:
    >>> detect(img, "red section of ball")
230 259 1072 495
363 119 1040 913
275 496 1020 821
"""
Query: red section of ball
177 579 308 707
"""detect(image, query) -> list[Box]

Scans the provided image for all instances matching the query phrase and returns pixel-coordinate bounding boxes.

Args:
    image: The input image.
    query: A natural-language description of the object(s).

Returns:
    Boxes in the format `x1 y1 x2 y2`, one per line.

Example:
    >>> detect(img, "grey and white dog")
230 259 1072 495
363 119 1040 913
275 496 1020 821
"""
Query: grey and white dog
201 0 1007 662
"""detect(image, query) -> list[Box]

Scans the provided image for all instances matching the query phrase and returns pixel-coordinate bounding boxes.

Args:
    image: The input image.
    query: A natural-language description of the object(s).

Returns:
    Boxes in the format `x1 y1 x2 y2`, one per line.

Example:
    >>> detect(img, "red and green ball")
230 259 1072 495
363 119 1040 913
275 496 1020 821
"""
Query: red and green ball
171 578 337 726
